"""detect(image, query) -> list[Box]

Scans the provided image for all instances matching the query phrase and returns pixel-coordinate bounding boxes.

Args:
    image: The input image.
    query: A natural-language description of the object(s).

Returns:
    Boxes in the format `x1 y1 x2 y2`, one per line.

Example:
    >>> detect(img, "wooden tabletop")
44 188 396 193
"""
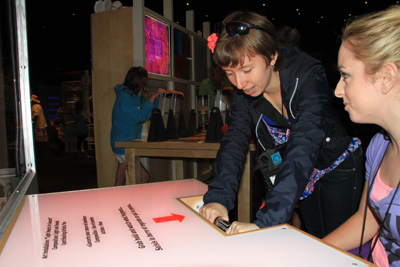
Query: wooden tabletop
115 133 256 223
115 134 256 151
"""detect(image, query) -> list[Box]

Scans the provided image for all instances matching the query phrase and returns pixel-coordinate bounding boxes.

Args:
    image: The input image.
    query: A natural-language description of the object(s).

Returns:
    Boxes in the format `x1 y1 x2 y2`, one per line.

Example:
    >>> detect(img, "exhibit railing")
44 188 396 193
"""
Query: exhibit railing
0 0 37 241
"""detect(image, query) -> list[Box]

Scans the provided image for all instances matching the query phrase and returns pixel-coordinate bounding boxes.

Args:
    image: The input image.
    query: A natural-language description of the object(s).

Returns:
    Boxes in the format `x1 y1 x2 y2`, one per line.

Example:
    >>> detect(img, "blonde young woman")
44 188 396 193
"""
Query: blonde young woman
323 6 400 266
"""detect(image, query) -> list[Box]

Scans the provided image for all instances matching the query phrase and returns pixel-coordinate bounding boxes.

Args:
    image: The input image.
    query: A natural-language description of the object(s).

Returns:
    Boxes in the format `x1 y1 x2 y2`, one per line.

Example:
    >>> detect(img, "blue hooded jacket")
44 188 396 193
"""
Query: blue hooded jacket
110 84 156 155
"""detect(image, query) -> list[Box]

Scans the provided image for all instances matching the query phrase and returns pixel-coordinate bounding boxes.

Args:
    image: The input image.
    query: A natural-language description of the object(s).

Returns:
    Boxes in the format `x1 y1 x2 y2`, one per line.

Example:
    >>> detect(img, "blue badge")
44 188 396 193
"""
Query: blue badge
271 152 282 166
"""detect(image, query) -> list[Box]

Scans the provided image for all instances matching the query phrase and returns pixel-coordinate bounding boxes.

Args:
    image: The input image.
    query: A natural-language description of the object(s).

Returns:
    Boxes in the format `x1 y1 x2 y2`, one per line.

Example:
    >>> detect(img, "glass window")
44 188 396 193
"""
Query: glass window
0 0 34 219
0 0 19 172
173 28 191 80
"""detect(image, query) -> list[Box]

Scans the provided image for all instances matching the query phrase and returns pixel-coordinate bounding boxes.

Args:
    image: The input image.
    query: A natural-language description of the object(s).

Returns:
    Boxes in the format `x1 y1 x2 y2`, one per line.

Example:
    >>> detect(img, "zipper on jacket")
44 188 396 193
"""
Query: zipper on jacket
288 78 299 120
255 114 266 150
255 77 298 151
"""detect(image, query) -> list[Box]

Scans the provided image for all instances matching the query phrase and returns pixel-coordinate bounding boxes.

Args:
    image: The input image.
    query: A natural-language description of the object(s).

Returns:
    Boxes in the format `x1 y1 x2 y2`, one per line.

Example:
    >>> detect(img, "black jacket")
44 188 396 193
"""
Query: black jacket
203 43 353 227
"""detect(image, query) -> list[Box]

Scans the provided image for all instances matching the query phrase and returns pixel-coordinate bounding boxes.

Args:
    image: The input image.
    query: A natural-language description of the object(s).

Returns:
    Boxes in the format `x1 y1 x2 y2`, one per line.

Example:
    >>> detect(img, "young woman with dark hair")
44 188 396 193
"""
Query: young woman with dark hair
110 66 183 185
200 11 363 238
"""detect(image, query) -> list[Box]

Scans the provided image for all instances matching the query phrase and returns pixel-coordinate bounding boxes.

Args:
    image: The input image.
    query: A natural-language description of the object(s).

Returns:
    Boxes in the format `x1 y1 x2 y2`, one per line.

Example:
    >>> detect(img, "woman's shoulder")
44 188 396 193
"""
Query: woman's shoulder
199 78 216 91
366 130 390 165
117 91 141 102
367 131 389 152
280 44 321 74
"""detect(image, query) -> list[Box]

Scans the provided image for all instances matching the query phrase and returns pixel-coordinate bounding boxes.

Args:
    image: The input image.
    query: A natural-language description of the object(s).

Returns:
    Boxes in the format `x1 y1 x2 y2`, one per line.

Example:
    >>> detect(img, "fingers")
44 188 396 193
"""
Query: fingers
199 203 228 223
158 88 184 97
225 222 260 234
226 221 242 234
168 90 184 97
199 205 217 223
157 88 168 94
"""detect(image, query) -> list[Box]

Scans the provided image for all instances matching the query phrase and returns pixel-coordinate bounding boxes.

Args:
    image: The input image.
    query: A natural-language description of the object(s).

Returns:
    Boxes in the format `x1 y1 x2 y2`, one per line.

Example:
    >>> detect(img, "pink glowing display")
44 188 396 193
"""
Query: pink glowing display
145 15 170 75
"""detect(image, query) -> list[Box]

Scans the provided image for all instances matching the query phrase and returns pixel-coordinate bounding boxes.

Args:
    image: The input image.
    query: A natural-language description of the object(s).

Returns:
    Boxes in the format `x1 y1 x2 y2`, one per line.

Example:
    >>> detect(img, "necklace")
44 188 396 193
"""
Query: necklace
368 178 400 260
360 141 400 261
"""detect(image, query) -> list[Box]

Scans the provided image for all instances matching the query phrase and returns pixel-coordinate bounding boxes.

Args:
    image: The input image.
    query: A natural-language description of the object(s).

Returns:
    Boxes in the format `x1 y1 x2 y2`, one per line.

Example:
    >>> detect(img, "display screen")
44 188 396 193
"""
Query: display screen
145 14 170 76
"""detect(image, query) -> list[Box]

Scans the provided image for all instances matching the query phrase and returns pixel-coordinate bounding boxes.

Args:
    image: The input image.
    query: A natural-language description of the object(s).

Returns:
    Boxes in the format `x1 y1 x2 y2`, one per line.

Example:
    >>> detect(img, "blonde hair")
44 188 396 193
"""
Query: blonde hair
213 11 283 71
342 5 400 76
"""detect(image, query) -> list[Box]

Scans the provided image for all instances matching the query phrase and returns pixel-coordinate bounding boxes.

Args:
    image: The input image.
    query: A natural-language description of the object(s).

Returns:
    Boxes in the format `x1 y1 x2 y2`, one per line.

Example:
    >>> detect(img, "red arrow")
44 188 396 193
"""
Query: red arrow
153 213 185 223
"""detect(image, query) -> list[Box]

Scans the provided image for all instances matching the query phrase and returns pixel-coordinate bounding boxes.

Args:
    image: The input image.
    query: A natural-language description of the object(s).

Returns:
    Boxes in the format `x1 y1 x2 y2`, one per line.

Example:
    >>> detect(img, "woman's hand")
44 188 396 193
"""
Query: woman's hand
225 222 260 234
155 88 168 96
167 89 184 97
199 203 228 224
150 88 184 103
156 88 168 94
149 88 168 103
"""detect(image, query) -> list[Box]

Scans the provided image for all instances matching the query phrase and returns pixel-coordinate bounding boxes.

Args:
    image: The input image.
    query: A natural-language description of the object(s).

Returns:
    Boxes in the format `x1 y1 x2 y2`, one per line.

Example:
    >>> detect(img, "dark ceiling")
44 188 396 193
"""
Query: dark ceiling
25 0 398 85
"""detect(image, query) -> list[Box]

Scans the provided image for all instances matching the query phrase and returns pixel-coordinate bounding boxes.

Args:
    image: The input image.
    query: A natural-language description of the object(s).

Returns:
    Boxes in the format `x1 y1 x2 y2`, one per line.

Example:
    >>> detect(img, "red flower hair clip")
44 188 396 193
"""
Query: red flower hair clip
207 33 219 53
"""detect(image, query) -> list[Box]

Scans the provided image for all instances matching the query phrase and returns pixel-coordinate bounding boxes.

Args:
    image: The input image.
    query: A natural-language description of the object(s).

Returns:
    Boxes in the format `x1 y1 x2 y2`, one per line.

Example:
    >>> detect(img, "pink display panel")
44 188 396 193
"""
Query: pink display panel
145 14 170 76
0 179 372 266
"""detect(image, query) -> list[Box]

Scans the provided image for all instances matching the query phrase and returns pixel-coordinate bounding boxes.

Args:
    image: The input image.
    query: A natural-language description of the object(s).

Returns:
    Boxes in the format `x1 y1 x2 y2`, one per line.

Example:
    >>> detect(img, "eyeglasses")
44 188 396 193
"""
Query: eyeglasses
215 21 272 37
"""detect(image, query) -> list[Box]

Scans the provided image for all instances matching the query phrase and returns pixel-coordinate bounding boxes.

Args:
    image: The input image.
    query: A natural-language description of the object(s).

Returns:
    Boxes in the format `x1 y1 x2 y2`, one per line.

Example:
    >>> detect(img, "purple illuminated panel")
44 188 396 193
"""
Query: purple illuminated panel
145 14 170 76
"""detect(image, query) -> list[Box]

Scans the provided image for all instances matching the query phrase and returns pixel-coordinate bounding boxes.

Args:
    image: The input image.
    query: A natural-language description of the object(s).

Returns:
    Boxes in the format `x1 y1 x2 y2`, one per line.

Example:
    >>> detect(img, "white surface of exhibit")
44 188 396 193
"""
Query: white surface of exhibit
0 179 372 266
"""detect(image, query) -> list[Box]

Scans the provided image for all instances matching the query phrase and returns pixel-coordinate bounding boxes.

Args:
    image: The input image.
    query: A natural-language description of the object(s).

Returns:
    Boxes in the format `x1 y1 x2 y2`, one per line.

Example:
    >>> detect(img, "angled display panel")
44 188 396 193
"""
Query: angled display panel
0 180 374 267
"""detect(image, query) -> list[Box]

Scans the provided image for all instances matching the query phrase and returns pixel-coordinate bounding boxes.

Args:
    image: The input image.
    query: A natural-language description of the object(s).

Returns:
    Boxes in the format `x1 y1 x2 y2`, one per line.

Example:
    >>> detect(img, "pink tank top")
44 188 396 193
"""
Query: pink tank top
370 169 391 267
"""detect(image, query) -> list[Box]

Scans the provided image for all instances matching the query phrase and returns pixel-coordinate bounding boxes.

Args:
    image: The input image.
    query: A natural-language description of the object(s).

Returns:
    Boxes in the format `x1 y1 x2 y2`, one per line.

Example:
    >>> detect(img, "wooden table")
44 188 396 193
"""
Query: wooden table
116 135 256 223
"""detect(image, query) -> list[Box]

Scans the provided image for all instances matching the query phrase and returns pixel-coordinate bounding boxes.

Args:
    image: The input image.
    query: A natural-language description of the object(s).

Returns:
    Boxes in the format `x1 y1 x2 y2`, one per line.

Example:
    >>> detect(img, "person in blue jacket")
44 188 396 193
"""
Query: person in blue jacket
200 11 364 238
110 66 182 186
